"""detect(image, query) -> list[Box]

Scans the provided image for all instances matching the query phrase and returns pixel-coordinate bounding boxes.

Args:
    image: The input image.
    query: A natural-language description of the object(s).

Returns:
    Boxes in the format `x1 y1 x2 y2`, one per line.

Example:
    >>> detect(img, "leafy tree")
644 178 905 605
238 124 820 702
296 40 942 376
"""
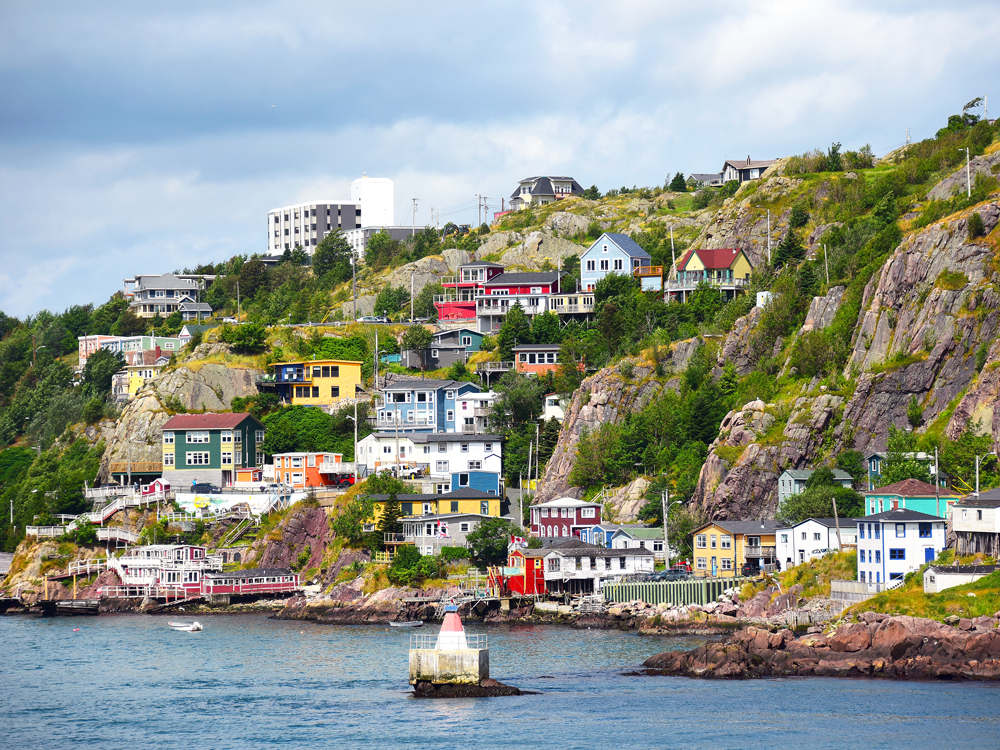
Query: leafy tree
413 283 444 320
777 482 864 525
312 230 353 284
74 523 98 545
238 259 268 299
687 281 724 323
582 185 601 200
529 311 562 345
465 517 519 565
669 172 687 192
364 230 399 271
497 303 531 361
331 494 375 547
490 371 548 430
401 325 433 371
826 142 843 172
939 421 997 492
81 349 124 399
0 447 34 487
879 426 931 486
220 322 266 353
90 293 129 335
835 450 866 486
112 310 148 337
586 221 603 240
906 395 923 429
561 255 581 293
593 272 638 305
81 397 105 425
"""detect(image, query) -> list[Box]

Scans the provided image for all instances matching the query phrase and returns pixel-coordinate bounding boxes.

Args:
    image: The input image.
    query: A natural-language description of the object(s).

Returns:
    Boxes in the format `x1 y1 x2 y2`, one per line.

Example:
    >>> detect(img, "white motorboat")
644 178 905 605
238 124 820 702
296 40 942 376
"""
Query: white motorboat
168 621 203 632
389 620 423 628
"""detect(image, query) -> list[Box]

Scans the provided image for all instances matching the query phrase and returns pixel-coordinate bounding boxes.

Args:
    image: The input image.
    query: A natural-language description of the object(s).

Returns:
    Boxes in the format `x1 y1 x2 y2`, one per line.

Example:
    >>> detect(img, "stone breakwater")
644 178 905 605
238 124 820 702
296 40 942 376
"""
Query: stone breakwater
643 611 1000 680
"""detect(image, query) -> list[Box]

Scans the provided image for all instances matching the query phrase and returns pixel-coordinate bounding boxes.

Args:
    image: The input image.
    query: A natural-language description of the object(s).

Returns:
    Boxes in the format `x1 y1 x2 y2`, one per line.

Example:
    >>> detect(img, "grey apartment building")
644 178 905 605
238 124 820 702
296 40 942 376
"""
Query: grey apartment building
268 201 362 254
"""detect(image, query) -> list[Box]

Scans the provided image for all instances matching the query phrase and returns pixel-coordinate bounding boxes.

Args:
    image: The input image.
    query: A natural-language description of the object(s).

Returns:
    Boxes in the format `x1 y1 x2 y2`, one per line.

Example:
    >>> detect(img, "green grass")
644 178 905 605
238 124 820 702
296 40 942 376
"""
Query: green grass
935 269 969 291
714 445 745 465
869 350 928 374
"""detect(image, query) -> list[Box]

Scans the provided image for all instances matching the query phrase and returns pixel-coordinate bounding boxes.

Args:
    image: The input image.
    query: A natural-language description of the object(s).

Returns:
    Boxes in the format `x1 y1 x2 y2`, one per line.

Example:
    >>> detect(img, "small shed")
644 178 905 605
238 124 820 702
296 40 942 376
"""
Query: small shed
923 564 1000 594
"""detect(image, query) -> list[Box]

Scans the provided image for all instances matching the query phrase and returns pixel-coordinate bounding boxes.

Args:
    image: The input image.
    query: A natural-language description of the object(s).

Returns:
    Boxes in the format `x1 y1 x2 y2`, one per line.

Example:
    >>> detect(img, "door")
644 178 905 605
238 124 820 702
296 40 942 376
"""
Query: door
711 557 717 576
925 547 935 563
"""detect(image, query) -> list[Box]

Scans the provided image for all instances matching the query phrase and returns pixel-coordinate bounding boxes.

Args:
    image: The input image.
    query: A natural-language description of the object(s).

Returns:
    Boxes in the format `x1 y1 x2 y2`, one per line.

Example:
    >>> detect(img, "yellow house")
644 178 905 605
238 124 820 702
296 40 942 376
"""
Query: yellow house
363 488 502 528
271 359 364 407
674 247 753 300
127 361 167 396
690 520 781 577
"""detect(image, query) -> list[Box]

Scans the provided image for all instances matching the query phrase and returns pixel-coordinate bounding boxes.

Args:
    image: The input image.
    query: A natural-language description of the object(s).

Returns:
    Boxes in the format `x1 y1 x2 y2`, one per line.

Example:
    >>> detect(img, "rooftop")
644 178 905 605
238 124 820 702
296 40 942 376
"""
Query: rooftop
161 412 260 430
782 469 854 481
696 519 782 535
953 488 1000 508
723 158 778 170
364 488 496 502
859 508 944 522
866 478 957 498
927 565 1000 575
513 343 562 351
483 271 565 285
585 232 650 259
365 432 501 443
533 496 602 508
677 247 746 271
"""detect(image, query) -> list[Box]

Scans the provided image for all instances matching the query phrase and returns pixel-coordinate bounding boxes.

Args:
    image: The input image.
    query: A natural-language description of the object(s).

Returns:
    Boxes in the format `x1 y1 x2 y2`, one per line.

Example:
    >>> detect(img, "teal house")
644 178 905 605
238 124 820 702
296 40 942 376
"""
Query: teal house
162 412 266 487
865 478 961 519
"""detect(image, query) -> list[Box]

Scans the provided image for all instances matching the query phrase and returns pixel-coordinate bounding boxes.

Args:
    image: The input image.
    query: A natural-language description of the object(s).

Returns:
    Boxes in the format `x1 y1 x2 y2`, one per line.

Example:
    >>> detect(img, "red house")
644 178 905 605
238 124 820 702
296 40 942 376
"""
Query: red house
506 548 547 595
529 497 602 537
435 262 506 322
477 271 565 333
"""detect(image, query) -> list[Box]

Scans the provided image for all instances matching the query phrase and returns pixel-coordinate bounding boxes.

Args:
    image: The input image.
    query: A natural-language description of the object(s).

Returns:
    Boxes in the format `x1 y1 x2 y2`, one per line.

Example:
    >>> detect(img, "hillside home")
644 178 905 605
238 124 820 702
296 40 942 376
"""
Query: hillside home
579 233 651 292
529 497 602 538
542 393 567 422
269 359 364 408
923 564 1000 594
690 520 781 577
401 328 483 370
610 527 665 560
775 518 860 569
670 247 753 300
866 451 948 490
513 344 563 377
540 543 655 595
271 452 357 488
508 176 585 210
454 390 496 435
476 271 565 333
435 263 505 322
952 489 1000 556
112 357 170 402
356 432 502 495
160 412 265 486
383 512 490 557
178 324 215 347
691 172 724 187
375 376 482 433
721 157 778 184
777 469 855 504
124 273 215 319
856 509 946 584
506 548 548 595
864 478 960 519
361 488 502 529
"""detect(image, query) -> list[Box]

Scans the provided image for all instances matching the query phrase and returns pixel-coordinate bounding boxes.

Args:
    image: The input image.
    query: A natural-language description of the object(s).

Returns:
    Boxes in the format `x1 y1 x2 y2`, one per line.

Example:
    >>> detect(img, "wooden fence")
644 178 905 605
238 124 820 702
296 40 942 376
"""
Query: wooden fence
603 577 747 606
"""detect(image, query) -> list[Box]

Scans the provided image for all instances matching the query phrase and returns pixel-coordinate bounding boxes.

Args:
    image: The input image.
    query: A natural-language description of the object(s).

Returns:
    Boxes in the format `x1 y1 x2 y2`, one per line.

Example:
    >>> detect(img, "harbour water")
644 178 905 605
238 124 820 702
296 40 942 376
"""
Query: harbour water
4 614 1000 749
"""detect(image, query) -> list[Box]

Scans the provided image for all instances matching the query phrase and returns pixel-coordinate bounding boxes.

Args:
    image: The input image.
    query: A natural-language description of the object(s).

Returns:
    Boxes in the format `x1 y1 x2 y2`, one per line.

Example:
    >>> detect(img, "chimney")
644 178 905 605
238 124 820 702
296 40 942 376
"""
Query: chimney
747 155 751 165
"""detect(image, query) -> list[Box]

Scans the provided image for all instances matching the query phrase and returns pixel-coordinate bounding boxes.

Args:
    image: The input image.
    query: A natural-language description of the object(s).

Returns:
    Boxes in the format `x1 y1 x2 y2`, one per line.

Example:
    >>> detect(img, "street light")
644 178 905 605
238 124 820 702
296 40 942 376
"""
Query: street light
975 452 997 498
661 489 683 569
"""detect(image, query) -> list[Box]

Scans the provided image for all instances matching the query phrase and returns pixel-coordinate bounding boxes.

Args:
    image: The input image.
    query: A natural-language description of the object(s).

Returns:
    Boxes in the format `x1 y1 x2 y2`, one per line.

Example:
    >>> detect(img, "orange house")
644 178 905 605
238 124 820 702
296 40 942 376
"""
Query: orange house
514 344 562 377
271 452 354 488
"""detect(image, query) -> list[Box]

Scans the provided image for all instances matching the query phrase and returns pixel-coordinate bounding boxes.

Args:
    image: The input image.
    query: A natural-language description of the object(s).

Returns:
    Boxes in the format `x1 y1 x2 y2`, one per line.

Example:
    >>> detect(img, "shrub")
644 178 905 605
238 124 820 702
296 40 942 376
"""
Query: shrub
82 397 105 425
789 201 810 229
440 546 469 561
968 211 985 240
976 342 989 373
586 221 603 240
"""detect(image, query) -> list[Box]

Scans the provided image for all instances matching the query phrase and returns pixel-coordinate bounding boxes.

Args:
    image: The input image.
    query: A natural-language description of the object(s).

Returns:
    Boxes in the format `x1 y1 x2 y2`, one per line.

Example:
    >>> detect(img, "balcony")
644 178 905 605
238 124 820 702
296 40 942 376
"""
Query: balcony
665 276 749 292
474 361 514 373
744 545 776 559
318 461 359 475
633 265 665 278
376 414 436 428
550 294 595 314
473 407 491 418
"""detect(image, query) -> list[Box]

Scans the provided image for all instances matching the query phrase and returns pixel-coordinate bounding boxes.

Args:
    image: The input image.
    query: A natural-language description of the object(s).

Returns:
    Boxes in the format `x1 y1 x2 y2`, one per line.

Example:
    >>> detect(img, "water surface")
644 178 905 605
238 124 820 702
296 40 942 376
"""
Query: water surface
3 614 998 749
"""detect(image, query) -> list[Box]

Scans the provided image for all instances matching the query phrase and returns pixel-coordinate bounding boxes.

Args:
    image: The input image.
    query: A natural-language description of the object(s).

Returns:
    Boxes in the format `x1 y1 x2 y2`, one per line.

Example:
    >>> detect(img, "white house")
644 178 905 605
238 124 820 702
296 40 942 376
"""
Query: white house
923 564 1000 594
356 432 502 495
388 512 491 557
777 469 855 505
508 176 584 210
776 518 859 570
542 393 567 423
542 543 655 595
856 509 946 585
952 489 1000 556
579 233 651 292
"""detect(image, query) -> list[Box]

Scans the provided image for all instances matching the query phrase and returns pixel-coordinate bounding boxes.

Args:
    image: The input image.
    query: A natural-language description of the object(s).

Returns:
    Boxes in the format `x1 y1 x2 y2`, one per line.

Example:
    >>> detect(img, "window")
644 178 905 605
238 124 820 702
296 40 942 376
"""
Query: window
582 508 595 518
710 535 717 549
450 501 459 513
747 536 760 546
468 460 482 470
445 390 455 400
462 336 472 346
221 452 233 465
437 483 451 494
446 410 454 422
895 524 906 538
613 258 623 270
438 443 447 453
860 550 866 563
331 386 340 398
600 259 609 271
801 532 807 540
187 431 209 444
291 472 303 484
459 521 470 532
874 525 880 539
541 508 549 517
780 533 788 543
163 432 174 445
184 571 200 583
586 260 595 271
313 366 322 377
383 446 392 454
875 550 881 563
696 534 707 548
291 457 302 468
311 386 319 398
484 442 493 452
814 532 821 540
163 453 174 466
221 430 233 443
889 548 905 560
721 535 731 549
859 526 865 539
458 473 470 487
186 452 210 465
481 501 489 515
721 559 733 570
460 443 469 453
547 558 560 572
619 557 627 569
256 451 263 465
436 461 449 473
401 503 412 515
575 557 583 571
307 455 316 467
602 244 609 253
919 523 932 538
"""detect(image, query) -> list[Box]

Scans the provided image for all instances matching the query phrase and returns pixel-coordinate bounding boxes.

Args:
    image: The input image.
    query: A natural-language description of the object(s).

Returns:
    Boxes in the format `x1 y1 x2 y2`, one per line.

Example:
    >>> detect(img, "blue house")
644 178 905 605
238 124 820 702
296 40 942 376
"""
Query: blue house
376 376 481 433
579 233 651 292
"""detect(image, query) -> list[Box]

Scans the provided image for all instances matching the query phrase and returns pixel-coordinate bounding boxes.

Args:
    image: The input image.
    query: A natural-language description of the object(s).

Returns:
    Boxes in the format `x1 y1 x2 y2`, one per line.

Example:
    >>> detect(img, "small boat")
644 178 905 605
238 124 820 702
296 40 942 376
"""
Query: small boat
390 620 423 628
169 621 203 632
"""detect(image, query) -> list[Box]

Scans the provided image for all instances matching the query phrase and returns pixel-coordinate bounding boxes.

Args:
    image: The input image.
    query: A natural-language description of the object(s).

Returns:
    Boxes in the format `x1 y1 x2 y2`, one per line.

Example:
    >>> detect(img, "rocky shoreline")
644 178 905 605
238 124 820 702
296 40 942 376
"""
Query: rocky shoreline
643 612 1000 680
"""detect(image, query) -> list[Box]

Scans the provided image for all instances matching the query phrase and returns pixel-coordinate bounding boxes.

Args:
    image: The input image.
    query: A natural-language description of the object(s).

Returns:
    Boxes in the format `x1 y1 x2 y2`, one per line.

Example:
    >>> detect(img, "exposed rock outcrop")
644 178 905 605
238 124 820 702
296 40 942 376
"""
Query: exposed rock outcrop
800 286 845 333
927 151 1000 201
643 614 1000 680
496 231 585 269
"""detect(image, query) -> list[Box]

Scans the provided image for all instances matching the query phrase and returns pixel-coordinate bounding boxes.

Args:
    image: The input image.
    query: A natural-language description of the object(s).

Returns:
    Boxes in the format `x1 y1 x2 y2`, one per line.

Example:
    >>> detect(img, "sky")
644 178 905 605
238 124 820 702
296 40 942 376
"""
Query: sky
1 0 997 317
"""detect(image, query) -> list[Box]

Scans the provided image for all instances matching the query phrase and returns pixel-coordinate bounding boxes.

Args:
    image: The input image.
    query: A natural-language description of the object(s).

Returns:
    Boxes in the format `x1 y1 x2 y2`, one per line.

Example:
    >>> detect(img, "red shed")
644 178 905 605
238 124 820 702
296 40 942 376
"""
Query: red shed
506 548 547 595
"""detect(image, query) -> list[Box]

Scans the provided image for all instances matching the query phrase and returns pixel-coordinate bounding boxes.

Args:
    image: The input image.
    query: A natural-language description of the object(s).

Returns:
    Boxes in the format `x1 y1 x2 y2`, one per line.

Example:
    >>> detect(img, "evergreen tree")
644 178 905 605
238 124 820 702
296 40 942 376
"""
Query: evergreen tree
377 491 403 540
789 201 810 229
669 172 688 192
401 325 433 371
312 230 353 284
799 262 818 298
773 229 805 268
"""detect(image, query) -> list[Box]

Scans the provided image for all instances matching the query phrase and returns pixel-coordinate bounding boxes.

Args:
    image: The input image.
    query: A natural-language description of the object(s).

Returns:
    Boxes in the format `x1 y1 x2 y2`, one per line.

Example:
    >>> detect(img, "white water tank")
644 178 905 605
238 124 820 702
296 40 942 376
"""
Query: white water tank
756 291 773 308
351 177 394 227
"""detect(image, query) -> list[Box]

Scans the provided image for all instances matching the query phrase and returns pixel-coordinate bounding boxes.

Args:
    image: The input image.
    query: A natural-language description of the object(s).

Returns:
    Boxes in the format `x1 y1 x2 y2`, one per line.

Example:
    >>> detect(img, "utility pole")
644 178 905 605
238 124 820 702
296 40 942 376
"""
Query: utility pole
410 269 414 322
535 421 540 488
476 194 482 227
661 489 669 568
412 198 418 237
670 225 676 281
959 147 971 198
526 440 533 494
832 496 843 552
519 473 524 530
935 447 940 518
351 254 357 321
823 243 829 285
482 197 489 227
236 280 241 322
766 209 771 264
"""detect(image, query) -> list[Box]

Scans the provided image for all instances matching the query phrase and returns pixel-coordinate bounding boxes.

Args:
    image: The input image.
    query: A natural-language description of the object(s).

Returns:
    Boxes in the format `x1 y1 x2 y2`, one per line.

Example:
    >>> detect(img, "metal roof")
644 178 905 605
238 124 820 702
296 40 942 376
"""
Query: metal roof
161 412 261 430
696 519 782 535
927 565 1000 575
533 496 602 507
865 479 956 498
484 271 564 285
953 488 1000 508
782 469 854 481
858 509 944 522
585 232 651 259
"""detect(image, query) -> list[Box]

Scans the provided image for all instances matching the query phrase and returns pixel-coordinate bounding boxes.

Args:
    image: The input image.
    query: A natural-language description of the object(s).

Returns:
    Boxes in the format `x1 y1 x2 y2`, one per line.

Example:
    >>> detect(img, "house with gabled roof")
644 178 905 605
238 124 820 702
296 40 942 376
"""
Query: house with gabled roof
664 246 753 301
160 412 265 487
952 489 1000 556
476 270 565 333
579 233 651 292
509 176 585 210
864 478 960 519
721 157 778 184
856 509 946 584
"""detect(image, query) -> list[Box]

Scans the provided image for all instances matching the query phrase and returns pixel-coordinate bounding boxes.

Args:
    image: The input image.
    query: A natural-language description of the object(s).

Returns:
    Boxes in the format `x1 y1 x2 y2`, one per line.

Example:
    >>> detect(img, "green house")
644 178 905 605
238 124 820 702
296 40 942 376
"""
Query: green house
161 412 265 487
865 478 961 519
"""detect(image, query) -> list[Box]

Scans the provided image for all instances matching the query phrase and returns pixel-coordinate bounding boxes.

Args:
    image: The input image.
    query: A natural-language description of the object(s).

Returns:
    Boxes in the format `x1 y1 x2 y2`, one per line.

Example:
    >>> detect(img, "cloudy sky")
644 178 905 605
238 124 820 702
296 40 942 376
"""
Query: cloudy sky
1 0 997 317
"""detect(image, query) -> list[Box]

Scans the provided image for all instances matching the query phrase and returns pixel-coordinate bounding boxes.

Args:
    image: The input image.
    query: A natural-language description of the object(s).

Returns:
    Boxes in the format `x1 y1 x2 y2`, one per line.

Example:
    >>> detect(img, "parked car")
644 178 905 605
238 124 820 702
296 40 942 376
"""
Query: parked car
649 568 691 582
740 562 761 577
392 465 424 479
356 315 381 324
222 316 237 323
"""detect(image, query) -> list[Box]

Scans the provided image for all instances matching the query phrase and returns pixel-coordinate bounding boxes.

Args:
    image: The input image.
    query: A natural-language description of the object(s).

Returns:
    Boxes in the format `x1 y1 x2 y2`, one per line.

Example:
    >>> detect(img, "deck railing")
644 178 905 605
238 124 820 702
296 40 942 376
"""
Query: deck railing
97 528 139 544
410 633 487 650
25 526 67 538
474 361 514 373
68 559 108 576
